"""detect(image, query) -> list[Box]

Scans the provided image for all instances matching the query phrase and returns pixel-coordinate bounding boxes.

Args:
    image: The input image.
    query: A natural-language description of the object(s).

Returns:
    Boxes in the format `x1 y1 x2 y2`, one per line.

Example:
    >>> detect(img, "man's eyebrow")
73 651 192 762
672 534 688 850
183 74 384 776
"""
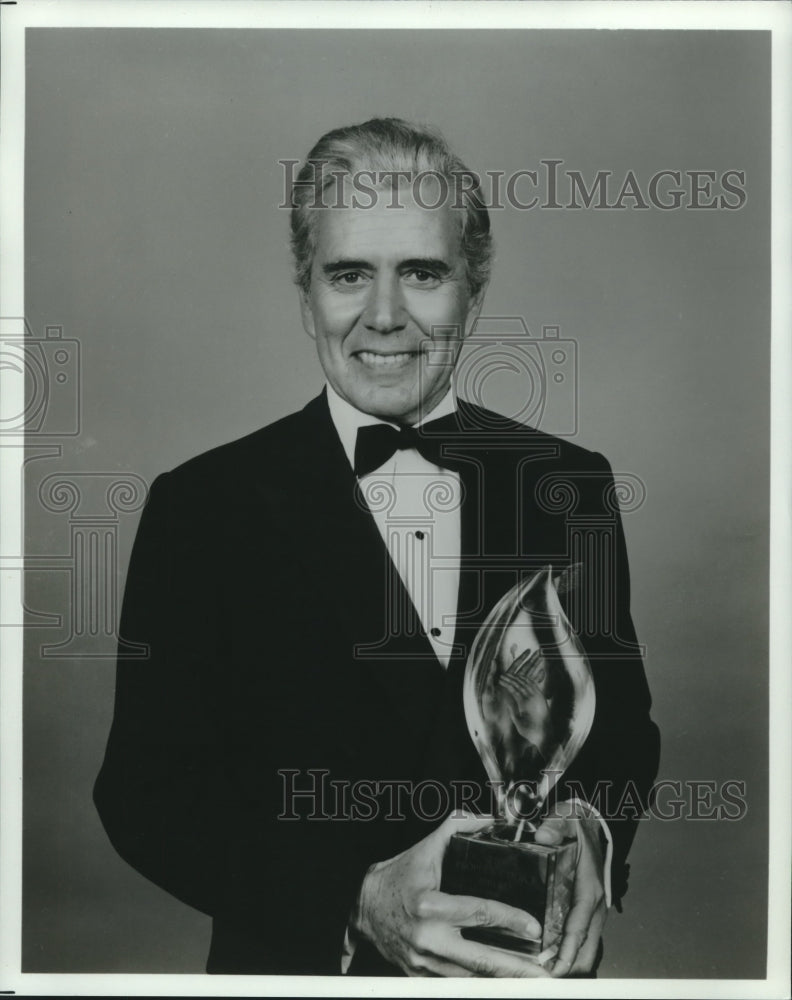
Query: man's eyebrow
321 258 371 275
400 257 453 275
320 256 454 277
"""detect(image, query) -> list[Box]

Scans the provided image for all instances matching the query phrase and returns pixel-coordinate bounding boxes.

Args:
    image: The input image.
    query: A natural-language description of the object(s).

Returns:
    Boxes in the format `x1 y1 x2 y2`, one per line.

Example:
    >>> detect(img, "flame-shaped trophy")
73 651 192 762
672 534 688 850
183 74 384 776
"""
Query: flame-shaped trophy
440 565 596 958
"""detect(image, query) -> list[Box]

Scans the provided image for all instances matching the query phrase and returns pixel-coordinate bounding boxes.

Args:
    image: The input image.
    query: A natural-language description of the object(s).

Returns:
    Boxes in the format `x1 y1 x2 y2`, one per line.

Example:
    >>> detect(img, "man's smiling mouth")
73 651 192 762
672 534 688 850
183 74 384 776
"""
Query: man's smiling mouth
355 350 420 368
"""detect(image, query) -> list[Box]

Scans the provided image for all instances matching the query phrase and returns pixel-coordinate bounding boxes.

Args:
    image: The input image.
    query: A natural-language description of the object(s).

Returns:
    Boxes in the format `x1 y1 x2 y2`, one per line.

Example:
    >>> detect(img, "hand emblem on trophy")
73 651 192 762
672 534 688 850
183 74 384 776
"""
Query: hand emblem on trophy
441 565 596 959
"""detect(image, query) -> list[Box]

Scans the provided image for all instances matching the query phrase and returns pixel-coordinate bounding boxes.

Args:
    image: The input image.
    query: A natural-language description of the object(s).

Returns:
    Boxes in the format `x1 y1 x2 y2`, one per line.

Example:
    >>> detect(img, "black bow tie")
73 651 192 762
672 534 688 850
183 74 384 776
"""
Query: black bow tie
354 420 457 478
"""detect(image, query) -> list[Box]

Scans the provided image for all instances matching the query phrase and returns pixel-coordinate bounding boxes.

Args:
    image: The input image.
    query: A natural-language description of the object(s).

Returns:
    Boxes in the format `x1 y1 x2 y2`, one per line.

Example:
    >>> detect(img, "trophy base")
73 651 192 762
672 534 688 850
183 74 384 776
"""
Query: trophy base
440 822 577 957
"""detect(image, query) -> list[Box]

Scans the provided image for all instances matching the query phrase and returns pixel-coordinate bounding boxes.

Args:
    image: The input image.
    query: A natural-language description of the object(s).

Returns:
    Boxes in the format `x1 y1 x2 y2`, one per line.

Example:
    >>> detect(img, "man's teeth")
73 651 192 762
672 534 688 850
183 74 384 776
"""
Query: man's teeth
358 351 415 367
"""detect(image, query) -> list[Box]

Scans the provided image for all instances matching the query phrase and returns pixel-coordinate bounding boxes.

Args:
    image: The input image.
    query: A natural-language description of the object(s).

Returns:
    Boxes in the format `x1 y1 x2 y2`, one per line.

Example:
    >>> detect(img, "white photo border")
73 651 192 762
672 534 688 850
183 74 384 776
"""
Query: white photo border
1 2 789 997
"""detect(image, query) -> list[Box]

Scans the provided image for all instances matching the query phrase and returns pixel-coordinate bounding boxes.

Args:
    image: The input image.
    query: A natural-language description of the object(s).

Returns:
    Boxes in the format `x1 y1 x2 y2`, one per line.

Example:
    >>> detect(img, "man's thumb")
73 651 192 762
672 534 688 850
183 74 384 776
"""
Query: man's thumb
533 815 575 846
434 809 496 844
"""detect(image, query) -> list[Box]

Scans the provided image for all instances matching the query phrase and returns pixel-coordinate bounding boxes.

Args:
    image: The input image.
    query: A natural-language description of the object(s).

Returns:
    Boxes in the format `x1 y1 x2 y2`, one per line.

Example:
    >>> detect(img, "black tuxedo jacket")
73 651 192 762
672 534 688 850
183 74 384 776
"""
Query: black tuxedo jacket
94 391 660 975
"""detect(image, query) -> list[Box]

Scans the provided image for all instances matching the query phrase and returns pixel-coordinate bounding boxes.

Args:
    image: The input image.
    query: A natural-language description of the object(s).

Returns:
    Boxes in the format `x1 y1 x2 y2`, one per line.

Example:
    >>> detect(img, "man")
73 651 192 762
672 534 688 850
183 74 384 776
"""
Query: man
94 117 660 977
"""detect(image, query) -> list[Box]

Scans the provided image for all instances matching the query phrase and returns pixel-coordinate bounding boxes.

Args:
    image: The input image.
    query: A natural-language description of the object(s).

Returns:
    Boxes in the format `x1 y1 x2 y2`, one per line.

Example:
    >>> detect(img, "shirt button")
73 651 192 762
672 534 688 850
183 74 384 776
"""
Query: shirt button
415 530 425 540
430 627 441 637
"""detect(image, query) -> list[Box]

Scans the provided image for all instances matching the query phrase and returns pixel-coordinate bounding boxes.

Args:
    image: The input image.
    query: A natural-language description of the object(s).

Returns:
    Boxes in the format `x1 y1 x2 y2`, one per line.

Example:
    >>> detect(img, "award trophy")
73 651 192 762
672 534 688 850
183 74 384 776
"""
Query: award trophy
440 565 596 960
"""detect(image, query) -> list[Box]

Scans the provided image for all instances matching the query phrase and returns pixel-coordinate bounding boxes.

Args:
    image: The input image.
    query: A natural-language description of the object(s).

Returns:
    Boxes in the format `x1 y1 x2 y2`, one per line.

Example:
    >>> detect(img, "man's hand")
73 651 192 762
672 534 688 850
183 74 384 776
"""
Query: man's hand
351 812 550 977
534 801 608 977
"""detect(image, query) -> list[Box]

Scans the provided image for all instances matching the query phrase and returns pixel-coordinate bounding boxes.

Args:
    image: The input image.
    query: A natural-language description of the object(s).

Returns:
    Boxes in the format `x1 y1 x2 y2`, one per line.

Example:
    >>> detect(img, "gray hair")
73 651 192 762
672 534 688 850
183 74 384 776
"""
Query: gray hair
289 117 493 296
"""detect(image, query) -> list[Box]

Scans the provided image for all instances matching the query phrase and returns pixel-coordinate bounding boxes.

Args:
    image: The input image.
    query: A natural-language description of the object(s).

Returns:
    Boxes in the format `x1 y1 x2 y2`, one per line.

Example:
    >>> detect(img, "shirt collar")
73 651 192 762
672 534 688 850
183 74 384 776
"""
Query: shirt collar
325 381 458 470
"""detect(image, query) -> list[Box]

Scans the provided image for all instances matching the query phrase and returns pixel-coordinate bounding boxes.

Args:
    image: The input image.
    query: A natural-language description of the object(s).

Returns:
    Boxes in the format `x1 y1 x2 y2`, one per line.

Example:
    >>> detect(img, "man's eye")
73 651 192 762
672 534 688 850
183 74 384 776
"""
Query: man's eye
405 269 440 286
330 271 370 288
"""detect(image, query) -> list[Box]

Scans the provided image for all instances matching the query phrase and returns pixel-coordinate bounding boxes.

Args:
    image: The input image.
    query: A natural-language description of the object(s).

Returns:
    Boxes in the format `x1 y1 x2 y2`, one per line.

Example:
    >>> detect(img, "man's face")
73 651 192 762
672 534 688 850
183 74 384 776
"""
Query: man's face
299 180 485 424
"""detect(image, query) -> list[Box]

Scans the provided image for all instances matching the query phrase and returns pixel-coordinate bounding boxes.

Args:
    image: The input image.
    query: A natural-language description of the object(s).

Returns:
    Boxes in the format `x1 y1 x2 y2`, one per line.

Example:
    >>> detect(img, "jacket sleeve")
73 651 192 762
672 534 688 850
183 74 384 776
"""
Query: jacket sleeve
94 471 234 915
93 471 375 973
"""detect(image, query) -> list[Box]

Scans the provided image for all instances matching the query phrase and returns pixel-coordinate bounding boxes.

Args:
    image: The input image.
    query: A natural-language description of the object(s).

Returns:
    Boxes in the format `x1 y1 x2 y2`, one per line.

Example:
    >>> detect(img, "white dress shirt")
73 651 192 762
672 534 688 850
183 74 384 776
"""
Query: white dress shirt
326 382 462 669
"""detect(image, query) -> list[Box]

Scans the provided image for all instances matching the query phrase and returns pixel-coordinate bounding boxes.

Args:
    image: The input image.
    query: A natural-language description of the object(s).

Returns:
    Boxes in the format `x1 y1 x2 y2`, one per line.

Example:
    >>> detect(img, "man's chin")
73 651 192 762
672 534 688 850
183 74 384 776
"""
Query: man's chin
330 372 449 424
356 396 420 424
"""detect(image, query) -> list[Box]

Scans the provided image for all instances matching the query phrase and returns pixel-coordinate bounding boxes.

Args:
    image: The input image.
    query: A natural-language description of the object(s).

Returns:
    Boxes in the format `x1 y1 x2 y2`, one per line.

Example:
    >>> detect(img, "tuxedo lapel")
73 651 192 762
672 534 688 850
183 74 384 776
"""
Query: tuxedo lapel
443 399 562 662
255 392 446 741
250 392 567 782
419 401 565 787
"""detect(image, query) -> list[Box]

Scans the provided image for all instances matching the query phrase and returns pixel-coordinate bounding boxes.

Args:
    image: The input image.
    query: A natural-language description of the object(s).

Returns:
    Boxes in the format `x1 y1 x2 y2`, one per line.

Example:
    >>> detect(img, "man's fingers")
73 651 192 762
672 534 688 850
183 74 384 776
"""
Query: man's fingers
548 842 599 977
436 930 551 978
405 926 549 979
565 903 608 976
455 896 541 941
418 890 541 941
549 892 602 977
409 954 476 978
551 927 586 977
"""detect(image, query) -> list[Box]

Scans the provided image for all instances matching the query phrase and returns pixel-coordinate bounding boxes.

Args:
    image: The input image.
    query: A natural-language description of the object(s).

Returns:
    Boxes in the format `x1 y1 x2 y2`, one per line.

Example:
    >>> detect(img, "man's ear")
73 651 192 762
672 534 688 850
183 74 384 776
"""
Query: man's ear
298 285 316 339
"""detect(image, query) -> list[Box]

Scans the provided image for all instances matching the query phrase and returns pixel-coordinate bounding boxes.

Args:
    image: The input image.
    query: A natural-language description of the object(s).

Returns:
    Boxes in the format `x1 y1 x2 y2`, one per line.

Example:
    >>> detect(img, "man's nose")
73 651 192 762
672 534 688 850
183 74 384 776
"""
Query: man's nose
363 274 407 334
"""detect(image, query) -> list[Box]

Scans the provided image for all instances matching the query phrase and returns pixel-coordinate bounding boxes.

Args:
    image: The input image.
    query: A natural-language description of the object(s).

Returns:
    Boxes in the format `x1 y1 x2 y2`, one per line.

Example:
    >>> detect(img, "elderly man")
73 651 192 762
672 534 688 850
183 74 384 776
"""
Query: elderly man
94 117 660 977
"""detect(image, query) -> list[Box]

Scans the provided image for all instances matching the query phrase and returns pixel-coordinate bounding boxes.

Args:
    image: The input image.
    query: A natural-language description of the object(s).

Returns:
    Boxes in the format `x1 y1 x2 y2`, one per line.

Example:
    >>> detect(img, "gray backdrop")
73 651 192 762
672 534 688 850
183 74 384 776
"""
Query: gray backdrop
22 29 769 977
